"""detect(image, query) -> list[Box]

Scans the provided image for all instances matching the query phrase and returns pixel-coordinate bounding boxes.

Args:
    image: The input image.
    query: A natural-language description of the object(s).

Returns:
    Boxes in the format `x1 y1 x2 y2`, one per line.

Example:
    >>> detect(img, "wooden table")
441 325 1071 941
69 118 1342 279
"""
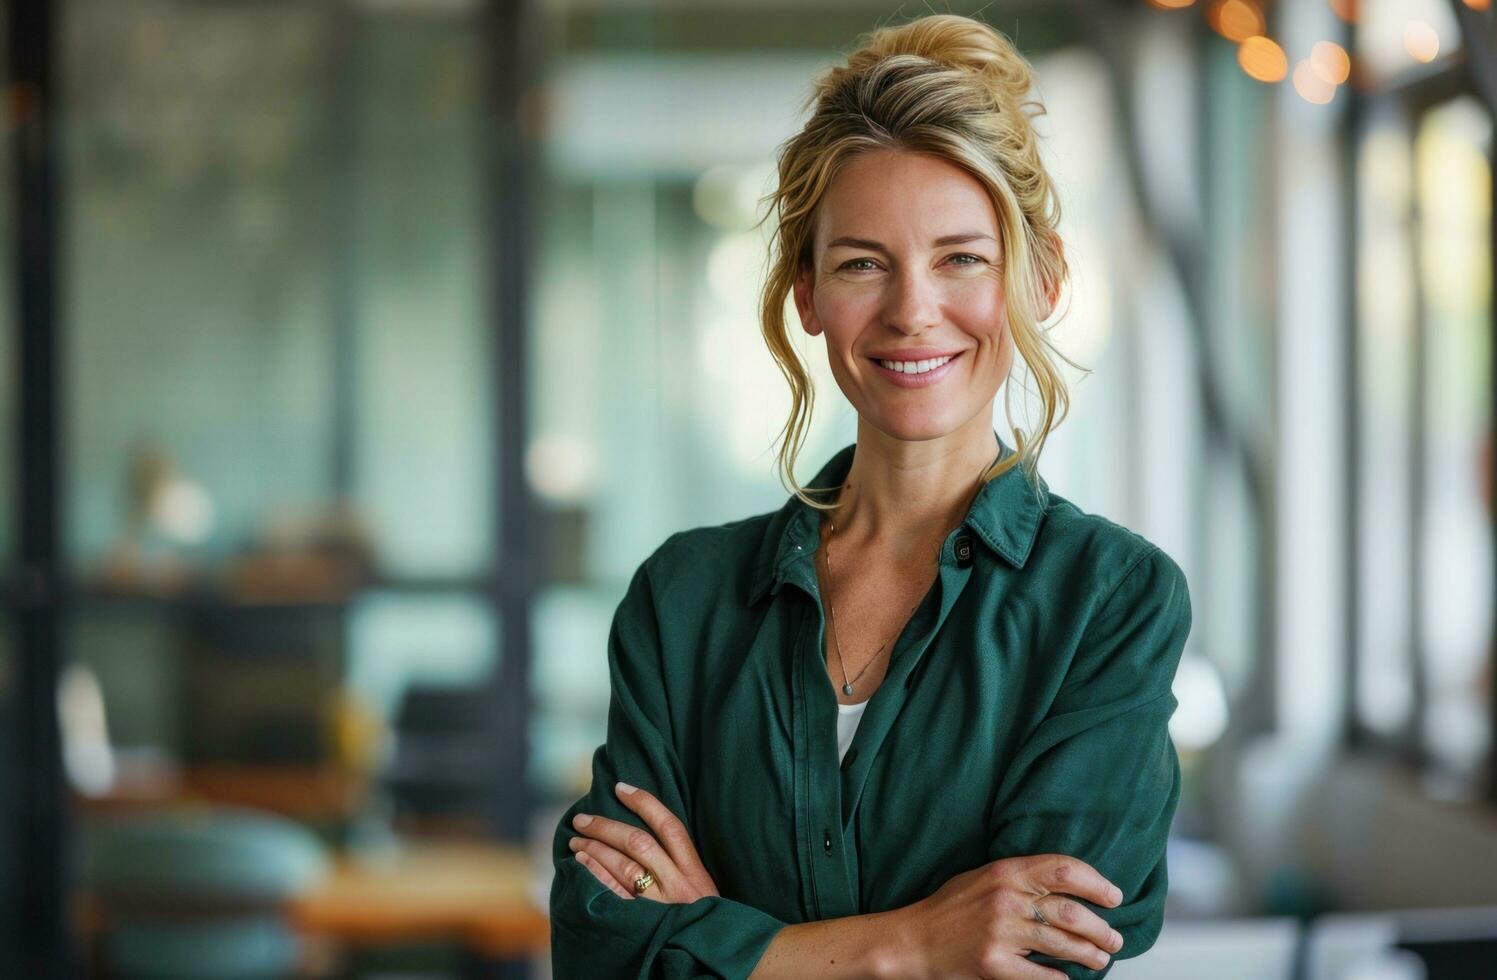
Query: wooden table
77 770 550 974
74 764 369 825
287 839 550 959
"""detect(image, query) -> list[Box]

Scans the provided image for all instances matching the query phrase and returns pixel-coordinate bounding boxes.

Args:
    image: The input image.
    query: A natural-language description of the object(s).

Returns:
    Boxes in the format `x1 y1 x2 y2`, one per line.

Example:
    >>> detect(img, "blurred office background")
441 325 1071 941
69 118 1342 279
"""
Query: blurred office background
1 0 1495 977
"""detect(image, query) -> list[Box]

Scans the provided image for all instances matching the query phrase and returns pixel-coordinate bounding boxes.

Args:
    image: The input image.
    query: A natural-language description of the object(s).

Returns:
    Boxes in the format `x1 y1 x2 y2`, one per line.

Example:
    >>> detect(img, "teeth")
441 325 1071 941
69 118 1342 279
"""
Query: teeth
878 355 953 375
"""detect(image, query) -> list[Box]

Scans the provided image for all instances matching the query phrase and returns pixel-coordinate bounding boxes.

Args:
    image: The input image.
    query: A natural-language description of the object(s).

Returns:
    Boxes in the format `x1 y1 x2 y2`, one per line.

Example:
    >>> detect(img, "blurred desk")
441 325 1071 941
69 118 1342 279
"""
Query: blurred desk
75 838 549 978
183 766 369 823
77 771 549 973
75 763 369 825
287 839 550 958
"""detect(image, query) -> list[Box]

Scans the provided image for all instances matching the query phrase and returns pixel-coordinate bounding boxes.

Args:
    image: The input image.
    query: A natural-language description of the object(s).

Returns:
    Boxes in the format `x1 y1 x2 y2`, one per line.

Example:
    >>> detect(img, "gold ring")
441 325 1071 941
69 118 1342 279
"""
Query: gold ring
633 871 656 895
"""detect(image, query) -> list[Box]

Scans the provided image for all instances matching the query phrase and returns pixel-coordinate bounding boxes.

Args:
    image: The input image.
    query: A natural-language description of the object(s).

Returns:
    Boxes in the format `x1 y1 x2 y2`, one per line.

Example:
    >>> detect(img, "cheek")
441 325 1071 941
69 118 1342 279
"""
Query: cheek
949 280 1010 352
813 289 879 364
954 276 1006 325
815 283 877 325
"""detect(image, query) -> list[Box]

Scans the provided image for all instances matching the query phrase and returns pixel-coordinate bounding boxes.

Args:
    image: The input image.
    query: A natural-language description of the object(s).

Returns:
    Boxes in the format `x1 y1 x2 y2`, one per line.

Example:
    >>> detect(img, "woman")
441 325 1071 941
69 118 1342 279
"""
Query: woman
550 14 1191 979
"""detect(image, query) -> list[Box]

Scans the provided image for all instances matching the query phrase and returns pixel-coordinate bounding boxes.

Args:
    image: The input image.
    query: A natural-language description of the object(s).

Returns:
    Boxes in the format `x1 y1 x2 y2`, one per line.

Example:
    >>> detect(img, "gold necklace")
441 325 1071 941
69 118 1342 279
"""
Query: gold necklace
821 449 999 698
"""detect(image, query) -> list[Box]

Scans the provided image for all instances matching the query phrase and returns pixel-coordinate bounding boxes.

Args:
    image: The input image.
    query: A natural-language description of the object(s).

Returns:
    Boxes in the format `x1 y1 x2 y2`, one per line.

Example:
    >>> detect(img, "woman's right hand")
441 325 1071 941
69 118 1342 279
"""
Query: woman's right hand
885 854 1127 979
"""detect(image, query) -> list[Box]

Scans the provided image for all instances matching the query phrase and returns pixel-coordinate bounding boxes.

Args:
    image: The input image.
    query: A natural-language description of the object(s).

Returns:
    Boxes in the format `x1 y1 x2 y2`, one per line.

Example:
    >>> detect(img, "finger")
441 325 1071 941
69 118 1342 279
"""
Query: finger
572 851 634 901
997 959 1068 980
570 812 683 890
1035 894 1125 956
570 837 640 897
1026 854 1122 910
1015 919 1113 974
571 835 664 904
614 783 705 878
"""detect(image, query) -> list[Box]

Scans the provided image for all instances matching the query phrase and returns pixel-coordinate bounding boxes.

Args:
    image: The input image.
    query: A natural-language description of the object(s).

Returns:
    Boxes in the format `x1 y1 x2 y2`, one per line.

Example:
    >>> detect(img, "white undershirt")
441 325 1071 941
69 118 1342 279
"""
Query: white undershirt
837 699 870 764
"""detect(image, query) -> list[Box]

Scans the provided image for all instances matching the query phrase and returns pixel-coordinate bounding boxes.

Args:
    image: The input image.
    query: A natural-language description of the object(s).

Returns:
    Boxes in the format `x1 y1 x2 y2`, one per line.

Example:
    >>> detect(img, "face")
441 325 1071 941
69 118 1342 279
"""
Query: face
793 148 1019 443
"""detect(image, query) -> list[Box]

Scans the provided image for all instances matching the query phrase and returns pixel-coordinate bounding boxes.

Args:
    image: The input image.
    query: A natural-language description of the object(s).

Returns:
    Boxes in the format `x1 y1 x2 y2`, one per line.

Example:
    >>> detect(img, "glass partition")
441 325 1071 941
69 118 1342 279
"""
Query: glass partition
59 1 503 972
1414 94 1493 792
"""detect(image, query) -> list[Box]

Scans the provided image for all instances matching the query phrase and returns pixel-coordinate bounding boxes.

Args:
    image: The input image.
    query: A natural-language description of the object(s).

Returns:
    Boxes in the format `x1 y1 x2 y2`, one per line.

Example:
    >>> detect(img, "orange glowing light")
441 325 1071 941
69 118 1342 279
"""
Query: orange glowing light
1326 0 1359 22
1404 21 1440 63
1210 0 1266 42
1310 41 1351 85
1238 36 1288 82
1461 0 1490 11
1293 59 1337 103
1146 0 1197 9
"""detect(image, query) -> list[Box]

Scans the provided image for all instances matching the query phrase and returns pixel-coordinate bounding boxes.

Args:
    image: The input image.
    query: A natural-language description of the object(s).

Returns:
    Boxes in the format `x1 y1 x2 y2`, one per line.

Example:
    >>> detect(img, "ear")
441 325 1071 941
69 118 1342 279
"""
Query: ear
1037 273 1061 322
792 262 823 337
1036 229 1063 322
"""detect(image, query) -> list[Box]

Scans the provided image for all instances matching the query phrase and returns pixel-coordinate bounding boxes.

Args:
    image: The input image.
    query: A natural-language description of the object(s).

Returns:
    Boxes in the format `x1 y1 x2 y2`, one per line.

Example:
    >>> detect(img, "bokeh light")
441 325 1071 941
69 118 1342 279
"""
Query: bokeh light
1293 58 1338 103
1311 41 1352 85
1238 35 1288 82
1327 0 1360 22
1209 0 1266 42
1404 21 1441 63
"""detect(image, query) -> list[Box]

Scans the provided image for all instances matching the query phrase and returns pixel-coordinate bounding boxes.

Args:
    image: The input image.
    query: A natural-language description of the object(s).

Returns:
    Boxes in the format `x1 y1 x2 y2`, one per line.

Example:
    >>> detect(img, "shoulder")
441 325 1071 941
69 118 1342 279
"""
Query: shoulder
1029 488 1192 702
1034 486 1190 622
638 509 781 606
607 514 778 671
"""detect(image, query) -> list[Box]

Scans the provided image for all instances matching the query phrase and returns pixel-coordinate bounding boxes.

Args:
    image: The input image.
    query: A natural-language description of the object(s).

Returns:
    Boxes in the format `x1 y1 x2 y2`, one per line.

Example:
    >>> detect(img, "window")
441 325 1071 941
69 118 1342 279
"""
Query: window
1351 80 1496 800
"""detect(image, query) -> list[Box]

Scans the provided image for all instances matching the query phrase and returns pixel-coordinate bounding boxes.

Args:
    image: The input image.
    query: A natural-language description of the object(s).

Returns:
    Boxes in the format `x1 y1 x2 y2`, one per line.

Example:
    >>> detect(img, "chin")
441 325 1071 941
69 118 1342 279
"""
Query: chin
863 410 970 444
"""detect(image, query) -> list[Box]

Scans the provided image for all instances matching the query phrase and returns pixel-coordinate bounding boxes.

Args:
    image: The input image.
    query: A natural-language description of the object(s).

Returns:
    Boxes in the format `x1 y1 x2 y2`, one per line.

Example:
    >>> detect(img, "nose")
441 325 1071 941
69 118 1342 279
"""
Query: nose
884 265 942 335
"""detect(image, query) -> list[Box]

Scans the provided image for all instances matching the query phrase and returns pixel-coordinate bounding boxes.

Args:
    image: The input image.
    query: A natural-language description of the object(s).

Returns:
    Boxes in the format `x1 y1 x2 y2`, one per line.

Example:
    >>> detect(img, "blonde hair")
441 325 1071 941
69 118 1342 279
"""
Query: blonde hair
757 13 1080 510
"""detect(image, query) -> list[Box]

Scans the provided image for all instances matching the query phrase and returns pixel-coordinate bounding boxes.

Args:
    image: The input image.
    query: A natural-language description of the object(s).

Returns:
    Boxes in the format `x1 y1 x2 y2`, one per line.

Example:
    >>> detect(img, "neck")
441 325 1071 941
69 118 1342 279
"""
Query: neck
828 415 1001 558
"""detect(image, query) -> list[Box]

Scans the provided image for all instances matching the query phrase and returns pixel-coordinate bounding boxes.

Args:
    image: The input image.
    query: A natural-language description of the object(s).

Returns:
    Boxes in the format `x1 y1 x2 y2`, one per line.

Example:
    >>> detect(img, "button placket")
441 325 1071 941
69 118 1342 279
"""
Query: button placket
780 546 862 918
838 553 975 832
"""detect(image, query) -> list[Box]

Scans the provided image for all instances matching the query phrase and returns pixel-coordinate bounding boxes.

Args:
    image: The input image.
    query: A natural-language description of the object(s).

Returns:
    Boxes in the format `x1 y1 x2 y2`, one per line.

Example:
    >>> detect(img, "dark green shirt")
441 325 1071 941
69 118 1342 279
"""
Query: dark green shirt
550 433 1192 978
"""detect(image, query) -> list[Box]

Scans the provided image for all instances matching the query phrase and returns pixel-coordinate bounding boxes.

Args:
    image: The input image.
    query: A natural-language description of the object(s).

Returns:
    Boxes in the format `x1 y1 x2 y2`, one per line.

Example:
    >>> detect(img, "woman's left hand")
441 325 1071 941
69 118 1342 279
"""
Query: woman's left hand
567 781 720 904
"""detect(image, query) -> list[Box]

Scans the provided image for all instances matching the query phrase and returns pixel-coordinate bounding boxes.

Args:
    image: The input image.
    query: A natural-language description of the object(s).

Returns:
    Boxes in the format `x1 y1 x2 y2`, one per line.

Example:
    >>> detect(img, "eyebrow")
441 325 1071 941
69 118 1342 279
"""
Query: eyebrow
826 232 997 251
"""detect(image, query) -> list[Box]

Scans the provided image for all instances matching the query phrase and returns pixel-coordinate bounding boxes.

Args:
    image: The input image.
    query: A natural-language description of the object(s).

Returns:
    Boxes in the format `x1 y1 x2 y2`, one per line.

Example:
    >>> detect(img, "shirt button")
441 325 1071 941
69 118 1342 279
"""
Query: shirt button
824 829 832 855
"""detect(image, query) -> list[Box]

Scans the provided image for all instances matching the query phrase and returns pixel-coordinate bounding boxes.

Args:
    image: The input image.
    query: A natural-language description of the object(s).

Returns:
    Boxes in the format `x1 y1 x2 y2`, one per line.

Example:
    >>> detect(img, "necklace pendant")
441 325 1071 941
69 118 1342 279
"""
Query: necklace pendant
842 682 855 696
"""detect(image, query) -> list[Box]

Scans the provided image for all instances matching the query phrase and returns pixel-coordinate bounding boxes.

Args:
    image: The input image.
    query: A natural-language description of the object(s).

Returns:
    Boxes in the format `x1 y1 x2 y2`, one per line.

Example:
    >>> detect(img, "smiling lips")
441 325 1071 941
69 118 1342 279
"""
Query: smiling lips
867 350 965 387
875 355 954 375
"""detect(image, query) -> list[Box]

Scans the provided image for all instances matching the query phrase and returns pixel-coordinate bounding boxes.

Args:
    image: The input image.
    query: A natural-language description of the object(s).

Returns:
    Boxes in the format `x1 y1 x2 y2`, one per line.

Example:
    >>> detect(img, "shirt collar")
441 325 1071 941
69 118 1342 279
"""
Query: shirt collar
746 429 1049 606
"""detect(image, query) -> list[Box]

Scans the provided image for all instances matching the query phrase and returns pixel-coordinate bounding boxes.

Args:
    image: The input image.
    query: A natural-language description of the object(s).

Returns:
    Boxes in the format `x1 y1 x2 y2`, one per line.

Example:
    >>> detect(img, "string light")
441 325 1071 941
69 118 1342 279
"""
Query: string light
1403 20 1441 62
1310 40 1351 85
1293 58 1338 103
1147 0 1361 104
1326 0 1359 23
1238 35 1289 83
1207 0 1266 42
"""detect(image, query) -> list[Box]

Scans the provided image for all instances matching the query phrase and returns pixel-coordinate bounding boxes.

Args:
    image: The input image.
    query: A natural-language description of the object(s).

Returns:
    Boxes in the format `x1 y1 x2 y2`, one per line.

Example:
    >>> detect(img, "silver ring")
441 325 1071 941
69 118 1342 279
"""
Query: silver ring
1031 901 1050 926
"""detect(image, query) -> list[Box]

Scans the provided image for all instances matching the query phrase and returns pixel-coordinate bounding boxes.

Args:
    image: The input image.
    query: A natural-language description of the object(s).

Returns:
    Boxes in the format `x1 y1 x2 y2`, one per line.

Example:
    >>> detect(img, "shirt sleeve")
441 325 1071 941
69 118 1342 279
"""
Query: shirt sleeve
549 548 789 980
986 545 1192 979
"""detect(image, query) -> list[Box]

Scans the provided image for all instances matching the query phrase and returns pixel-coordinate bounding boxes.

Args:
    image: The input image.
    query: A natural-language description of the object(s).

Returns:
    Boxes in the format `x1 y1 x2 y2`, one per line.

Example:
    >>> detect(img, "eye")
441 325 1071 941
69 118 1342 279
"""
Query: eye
948 253 985 266
838 257 879 272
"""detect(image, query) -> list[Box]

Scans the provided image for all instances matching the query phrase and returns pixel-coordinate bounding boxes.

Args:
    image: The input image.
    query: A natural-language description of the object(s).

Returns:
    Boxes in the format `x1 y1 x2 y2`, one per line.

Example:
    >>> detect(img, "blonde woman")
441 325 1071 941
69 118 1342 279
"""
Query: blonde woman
551 14 1191 979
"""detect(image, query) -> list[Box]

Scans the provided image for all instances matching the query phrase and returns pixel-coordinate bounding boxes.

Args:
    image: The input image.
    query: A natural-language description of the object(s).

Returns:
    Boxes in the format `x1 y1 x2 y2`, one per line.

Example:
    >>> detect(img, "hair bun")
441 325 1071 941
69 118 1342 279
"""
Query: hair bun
857 14 1035 110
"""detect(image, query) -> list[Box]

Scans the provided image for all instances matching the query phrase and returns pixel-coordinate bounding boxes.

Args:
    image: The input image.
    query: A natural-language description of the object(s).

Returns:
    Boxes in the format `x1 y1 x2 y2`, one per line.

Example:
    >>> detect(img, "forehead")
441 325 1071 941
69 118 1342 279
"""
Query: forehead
815 149 997 243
